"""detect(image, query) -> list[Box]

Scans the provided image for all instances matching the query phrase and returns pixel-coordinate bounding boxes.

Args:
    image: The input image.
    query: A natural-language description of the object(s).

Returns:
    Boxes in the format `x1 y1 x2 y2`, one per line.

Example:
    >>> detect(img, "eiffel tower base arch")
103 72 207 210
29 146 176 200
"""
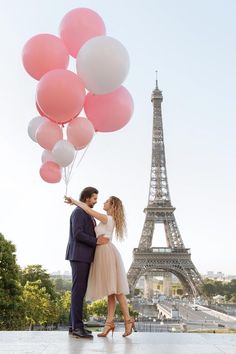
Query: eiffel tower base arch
127 248 203 298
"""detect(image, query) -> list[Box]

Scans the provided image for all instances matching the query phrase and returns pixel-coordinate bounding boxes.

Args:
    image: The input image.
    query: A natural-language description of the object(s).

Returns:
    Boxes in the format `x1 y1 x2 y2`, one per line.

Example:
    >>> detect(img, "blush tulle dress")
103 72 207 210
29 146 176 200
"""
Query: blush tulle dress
86 215 129 301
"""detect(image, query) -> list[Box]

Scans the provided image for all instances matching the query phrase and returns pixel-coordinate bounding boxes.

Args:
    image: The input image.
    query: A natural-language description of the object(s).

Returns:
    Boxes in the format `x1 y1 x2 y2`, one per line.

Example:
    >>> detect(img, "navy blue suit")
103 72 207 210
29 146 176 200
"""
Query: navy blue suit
65 206 97 330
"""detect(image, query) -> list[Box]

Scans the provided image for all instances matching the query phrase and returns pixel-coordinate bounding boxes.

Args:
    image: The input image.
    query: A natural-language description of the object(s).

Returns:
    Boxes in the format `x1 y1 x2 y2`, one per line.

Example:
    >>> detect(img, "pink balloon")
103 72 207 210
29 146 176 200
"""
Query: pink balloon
36 69 85 124
36 101 46 117
35 101 52 120
36 121 63 150
40 161 62 183
22 34 69 80
59 8 106 58
35 100 74 124
67 117 95 150
84 86 134 132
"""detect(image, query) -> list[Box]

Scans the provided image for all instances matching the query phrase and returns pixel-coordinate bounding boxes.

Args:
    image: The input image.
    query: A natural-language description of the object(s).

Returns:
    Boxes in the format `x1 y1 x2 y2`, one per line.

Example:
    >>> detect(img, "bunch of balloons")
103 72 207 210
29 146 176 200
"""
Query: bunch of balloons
22 8 134 186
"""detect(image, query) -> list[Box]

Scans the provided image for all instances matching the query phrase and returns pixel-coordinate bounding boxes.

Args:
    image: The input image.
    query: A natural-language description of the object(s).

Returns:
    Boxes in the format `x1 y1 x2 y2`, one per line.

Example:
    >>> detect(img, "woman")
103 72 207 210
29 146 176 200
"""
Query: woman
64 195 135 337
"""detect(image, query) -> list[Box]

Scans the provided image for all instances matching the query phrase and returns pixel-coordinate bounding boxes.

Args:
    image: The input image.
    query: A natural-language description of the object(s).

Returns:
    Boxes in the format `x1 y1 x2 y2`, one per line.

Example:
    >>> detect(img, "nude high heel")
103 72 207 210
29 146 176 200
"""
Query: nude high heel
122 317 136 337
97 321 115 337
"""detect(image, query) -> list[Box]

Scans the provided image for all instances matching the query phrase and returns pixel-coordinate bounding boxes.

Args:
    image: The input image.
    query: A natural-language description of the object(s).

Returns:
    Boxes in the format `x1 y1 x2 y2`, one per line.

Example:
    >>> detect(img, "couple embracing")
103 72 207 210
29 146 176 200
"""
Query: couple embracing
65 186 135 339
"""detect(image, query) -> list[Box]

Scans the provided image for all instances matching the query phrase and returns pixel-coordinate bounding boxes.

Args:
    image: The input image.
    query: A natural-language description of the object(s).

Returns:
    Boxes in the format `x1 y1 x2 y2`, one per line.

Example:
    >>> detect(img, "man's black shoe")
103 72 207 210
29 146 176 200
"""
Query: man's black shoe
84 328 92 334
72 328 93 339
69 327 92 335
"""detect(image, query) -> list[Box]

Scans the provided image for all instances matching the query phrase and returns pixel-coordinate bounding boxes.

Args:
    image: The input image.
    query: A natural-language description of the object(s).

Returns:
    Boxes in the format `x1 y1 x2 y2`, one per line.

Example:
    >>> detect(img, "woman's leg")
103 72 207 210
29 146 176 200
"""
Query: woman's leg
115 293 130 321
106 294 116 322
97 294 116 337
116 293 135 336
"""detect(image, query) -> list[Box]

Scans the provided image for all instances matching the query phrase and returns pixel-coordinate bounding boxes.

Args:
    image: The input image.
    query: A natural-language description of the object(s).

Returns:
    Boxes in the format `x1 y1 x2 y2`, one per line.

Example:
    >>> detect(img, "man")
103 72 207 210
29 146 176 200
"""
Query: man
65 186 108 339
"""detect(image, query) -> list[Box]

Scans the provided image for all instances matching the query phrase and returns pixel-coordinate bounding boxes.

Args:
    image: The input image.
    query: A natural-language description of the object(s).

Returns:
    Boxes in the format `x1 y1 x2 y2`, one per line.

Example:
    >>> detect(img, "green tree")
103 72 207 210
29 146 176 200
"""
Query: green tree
199 279 236 304
57 290 71 324
226 280 236 296
201 280 216 294
0 233 26 329
87 299 108 319
229 293 236 303
115 303 139 321
87 298 139 321
22 280 57 330
83 300 90 322
52 276 71 294
20 265 57 300
213 281 225 295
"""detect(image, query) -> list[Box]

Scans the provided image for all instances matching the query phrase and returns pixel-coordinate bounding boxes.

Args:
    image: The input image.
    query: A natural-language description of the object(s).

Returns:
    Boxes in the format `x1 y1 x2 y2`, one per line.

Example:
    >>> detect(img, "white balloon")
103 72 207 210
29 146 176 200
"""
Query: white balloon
52 139 75 167
41 149 56 163
27 116 48 142
76 36 129 94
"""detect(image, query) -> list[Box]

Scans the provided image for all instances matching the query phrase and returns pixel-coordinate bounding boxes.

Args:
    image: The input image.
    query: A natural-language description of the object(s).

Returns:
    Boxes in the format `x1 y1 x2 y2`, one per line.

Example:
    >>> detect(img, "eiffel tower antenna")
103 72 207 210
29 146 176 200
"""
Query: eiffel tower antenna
127 76 203 298
155 70 158 88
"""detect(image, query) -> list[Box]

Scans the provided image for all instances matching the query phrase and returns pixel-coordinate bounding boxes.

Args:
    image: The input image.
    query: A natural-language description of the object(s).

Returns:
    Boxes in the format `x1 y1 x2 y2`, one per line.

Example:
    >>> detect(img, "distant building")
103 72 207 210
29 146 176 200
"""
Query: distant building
50 271 61 276
206 271 215 278
135 274 183 297
136 276 144 289
50 270 71 279
203 271 236 281
63 270 71 278
216 272 224 280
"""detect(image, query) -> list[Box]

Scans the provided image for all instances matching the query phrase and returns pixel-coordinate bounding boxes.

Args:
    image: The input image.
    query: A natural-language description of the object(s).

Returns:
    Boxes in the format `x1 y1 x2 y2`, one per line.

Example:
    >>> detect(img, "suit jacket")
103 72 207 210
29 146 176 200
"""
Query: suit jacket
65 206 97 263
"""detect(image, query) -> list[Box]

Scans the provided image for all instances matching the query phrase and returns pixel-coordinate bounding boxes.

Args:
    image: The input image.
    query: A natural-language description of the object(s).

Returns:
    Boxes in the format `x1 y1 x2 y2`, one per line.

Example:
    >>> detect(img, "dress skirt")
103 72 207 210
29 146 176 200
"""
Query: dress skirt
86 242 130 301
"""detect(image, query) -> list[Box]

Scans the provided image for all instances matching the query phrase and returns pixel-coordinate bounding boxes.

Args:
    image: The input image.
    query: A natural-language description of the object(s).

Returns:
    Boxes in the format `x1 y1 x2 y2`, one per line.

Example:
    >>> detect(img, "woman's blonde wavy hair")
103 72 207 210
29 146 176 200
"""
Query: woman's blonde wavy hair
109 196 126 241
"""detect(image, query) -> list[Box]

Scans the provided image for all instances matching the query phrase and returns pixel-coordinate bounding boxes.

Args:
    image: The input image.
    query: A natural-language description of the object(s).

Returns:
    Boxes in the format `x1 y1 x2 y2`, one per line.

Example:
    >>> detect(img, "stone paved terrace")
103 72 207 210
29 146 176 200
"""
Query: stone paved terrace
0 331 236 354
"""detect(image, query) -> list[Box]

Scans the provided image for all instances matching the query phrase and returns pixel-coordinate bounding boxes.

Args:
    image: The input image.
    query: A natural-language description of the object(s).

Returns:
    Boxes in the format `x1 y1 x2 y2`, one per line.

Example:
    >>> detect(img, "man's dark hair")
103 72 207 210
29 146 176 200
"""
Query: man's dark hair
80 187 98 202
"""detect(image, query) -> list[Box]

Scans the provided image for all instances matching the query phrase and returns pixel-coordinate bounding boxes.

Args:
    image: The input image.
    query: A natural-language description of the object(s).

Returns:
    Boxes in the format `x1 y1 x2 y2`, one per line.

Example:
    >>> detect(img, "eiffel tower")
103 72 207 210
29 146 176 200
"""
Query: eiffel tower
127 76 203 298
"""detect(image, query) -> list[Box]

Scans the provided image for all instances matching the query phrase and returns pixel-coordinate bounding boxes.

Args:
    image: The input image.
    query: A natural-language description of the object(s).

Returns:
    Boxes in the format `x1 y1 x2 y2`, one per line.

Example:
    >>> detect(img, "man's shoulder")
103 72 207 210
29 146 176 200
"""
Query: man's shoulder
71 206 88 218
71 206 83 217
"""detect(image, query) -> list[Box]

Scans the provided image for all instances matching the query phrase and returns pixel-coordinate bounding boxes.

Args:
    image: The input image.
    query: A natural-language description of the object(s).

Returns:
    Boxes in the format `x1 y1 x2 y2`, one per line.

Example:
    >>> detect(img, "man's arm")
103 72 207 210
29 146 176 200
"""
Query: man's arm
71 209 97 248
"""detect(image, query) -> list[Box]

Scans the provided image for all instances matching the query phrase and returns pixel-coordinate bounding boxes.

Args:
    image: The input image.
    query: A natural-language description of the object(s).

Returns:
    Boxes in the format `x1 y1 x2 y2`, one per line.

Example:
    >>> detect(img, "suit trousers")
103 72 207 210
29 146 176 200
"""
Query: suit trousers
69 261 90 330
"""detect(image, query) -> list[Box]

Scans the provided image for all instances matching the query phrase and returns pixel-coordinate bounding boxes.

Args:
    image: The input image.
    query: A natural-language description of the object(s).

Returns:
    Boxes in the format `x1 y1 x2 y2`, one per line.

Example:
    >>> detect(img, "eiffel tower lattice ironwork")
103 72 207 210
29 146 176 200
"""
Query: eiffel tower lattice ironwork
127 77 203 297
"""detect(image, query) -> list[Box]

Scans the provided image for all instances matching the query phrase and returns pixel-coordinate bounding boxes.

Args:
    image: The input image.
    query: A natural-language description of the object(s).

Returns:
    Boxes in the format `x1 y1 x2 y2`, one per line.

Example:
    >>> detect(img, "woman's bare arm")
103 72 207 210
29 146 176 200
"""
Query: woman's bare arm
64 196 108 223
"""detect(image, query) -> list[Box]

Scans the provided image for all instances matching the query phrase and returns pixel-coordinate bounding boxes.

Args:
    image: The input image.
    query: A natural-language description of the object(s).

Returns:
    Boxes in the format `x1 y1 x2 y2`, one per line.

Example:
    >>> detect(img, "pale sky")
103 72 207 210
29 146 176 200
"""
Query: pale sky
0 0 236 276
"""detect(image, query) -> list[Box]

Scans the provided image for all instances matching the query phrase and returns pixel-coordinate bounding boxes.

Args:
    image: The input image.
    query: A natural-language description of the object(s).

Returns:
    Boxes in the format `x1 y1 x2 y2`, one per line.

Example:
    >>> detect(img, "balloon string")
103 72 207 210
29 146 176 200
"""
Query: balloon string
67 143 90 184
63 151 77 196
74 133 97 172
63 133 97 195
63 167 69 195
75 144 90 169
65 179 68 196
67 150 78 181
